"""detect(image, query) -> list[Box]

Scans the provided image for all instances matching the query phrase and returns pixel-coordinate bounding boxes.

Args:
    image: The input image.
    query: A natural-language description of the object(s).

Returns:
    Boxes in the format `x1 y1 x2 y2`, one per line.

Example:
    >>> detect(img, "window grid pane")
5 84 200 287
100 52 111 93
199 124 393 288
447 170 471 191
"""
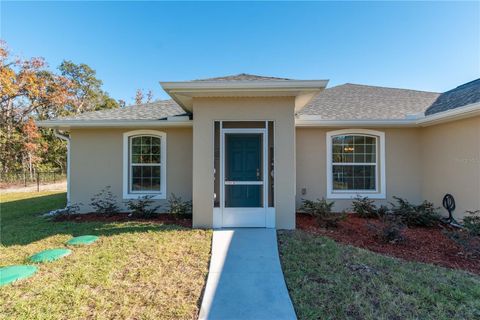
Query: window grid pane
131 165 162 191
331 134 378 192
131 136 162 165
332 164 376 191
332 135 376 164
130 135 162 192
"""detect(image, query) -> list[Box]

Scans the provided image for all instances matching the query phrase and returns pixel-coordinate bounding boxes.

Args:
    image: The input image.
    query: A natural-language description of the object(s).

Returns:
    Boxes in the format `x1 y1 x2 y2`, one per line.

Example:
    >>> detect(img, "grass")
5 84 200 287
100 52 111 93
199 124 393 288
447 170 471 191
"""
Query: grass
278 230 480 320
0 192 212 319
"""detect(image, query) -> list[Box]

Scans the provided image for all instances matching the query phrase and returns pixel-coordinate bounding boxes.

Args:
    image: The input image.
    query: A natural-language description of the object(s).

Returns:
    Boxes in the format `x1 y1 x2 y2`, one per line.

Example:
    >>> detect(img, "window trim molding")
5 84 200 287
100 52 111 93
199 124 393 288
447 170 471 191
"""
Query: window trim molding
326 129 386 199
123 130 167 200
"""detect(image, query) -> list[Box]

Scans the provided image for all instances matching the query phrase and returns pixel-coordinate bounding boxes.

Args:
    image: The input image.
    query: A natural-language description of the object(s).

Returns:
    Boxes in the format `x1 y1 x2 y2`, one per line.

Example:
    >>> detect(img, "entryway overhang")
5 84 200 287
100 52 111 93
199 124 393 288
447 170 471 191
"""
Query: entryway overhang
160 79 329 113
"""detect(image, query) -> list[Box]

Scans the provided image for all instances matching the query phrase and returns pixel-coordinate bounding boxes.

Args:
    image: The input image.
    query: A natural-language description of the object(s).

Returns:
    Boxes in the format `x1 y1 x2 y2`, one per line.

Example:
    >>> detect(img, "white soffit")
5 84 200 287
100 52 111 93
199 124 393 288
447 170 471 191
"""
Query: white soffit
160 80 329 112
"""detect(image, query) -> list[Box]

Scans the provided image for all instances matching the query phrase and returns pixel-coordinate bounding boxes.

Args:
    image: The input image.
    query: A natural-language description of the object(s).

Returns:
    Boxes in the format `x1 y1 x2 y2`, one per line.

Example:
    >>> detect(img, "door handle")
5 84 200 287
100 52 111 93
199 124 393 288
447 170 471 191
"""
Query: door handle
256 168 260 179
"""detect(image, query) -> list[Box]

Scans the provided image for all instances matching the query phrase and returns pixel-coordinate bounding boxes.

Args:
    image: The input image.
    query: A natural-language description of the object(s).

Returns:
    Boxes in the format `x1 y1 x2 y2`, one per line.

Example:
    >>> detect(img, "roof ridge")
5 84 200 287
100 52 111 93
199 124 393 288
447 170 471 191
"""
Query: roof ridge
338 83 440 94
192 73 292 81
444 78 480 92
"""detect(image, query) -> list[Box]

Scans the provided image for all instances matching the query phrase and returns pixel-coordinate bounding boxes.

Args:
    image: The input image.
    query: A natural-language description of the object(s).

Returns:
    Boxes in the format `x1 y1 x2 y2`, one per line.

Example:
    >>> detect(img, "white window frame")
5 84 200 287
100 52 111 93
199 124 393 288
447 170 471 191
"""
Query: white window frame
123 130 167 199
326 129 386 199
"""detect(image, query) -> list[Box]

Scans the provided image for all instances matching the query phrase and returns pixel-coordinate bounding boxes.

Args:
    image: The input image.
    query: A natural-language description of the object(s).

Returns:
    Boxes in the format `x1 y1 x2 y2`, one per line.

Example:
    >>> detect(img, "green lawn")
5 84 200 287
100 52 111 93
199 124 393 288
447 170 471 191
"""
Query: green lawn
278 230 480 320
0 192 212 320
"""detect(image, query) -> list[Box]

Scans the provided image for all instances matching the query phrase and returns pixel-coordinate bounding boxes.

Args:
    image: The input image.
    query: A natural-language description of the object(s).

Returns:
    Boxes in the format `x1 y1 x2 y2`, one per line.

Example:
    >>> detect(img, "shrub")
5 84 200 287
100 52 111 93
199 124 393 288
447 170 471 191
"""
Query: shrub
126 195 161 218
377 205 390 217
300 198 346 228
367 213 406 244
301 198 335 216
445 229 480 258
463 210 480 236
167 193 192 218
90 186 120 215
373 214 406 244
45 203 81 217
351 196 384 218
389 196 440 227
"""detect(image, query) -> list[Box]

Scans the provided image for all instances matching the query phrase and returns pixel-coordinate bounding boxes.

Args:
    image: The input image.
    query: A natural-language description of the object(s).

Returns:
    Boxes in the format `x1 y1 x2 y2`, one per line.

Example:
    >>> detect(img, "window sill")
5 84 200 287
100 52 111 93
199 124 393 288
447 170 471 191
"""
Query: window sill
327 192 386 200
123 193 166 200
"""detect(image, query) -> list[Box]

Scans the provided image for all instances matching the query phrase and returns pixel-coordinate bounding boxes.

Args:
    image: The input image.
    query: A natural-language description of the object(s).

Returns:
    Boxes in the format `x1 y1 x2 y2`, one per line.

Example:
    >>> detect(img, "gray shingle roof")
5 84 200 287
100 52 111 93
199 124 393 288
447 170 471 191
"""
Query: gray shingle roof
193 73 291 82
57 100 186 121
425 78 480 115
298 84 440 120
52 77 479 122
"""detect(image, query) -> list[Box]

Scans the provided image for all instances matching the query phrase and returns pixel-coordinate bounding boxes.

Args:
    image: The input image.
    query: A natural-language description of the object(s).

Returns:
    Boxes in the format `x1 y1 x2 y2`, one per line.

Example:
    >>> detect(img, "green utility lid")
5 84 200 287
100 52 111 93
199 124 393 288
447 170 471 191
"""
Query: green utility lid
29 248 72 263
0 265 38 286
66 235 99 246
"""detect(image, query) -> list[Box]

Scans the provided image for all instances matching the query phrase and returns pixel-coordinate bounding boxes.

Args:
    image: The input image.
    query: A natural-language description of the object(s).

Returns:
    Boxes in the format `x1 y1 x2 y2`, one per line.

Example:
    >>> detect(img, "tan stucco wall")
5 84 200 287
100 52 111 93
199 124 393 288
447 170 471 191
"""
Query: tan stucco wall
295 127 423 211
70 127 192 212
67 114 478 224
421 116 480 219
192 97 296 229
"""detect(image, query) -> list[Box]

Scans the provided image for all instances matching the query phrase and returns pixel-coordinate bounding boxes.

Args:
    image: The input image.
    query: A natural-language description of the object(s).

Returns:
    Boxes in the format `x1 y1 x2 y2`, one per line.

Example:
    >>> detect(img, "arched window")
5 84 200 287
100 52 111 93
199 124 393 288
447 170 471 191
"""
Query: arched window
326 129 385 199
123 130 166 199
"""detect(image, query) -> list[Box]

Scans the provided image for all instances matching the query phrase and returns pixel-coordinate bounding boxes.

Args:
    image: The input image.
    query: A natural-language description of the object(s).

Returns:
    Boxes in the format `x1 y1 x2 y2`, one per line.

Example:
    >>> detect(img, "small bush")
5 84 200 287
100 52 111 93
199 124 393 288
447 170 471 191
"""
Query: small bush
390 197 440 227
167 193 192 218
45 203 81 217
377 205 390 217
90 186 120 215
367 214 406 244
445 229 480 258
449 210 480 257
463 210 480 236
301 198 335 216
126 195 161 218
352 196 384 218
300 198 346 228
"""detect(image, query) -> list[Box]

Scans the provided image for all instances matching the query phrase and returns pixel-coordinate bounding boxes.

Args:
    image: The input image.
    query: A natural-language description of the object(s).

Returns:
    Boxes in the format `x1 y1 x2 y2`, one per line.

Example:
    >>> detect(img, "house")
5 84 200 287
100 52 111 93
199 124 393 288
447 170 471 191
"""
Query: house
38 74 480 229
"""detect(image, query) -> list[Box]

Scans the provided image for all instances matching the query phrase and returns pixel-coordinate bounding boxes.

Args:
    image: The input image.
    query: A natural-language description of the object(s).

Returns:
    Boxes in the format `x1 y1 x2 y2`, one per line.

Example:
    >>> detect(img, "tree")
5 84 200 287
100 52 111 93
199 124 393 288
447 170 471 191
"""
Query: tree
0 40 73 173
134 89 154 105
135 89 144 105
22 118 42 177
146 90 154 103
0 41 121 174
58 60 119 114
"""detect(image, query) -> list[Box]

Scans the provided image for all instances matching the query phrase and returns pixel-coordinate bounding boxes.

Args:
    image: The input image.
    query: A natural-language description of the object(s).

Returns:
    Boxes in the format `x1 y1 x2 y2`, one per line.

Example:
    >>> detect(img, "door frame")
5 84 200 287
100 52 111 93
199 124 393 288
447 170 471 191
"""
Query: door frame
220 127 268 227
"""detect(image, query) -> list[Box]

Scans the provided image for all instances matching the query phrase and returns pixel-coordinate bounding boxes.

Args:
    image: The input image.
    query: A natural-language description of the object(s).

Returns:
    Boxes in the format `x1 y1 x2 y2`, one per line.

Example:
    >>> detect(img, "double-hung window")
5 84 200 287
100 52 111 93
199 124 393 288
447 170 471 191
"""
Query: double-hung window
123 130 166 199
327 129 385 199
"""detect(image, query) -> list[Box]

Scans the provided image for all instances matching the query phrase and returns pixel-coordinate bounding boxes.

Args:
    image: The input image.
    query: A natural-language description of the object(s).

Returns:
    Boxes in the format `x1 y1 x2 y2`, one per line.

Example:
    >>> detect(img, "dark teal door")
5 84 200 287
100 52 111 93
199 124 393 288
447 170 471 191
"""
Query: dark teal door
224 133 263 208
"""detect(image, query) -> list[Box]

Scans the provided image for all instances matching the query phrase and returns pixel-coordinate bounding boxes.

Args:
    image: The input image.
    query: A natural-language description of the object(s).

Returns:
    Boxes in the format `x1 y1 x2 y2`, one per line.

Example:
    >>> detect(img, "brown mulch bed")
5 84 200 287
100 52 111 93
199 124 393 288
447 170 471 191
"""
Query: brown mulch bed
297 212 480 275
54 212 192 228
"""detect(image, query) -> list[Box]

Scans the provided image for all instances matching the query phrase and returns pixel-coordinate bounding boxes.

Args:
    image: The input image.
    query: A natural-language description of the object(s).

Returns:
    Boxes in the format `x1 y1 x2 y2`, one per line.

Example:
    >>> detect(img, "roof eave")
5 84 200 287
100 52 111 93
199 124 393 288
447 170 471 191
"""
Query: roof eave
160 80 329 112
295 119 419 128
36 119 193 129
295 102 480 127
417 102 480 126
38 100 479 130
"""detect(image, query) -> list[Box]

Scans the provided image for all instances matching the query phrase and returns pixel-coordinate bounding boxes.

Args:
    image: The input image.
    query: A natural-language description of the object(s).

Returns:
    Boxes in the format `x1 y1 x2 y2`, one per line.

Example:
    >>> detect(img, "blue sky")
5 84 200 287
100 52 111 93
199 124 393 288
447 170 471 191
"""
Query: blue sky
2 1 479 103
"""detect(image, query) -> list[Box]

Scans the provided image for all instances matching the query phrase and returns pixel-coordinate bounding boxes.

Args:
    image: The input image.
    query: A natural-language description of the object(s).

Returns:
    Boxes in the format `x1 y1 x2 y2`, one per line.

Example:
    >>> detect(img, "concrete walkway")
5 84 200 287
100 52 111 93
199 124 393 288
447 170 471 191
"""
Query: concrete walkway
199 229 297 320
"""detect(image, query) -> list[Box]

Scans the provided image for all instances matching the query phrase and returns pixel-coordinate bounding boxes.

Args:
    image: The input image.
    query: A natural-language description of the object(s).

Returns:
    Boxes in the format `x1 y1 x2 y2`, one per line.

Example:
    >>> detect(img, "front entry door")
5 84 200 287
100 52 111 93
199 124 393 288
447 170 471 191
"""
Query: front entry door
221 130 266 227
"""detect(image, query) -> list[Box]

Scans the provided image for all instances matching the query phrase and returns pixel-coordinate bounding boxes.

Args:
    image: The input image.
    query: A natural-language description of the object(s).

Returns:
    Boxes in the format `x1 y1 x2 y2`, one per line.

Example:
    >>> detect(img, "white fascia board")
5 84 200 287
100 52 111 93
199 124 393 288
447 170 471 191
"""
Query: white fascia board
36 120 193 129
295 119 417 127
417 102 480 126
160 80 329 91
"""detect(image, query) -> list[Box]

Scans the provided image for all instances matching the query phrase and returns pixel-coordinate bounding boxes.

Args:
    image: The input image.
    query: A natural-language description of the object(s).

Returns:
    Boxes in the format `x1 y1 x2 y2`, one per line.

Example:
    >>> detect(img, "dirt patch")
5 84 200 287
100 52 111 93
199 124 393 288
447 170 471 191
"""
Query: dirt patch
55 212 192 228
297 213 480 275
